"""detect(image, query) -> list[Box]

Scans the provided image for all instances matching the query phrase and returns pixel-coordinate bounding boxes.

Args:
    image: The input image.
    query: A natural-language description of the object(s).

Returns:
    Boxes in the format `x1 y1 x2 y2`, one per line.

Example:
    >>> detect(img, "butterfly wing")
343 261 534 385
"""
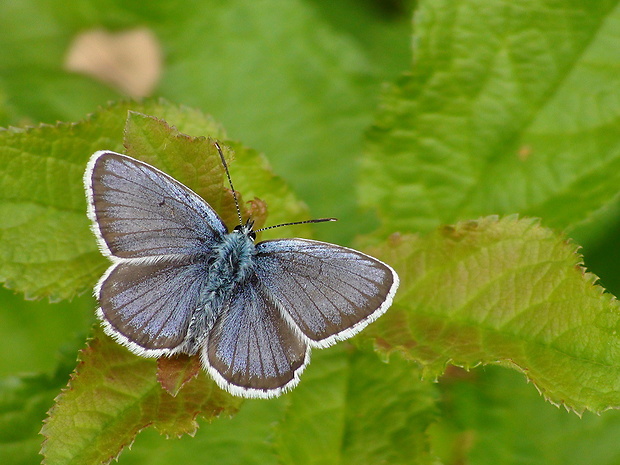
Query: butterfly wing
202 273 309 398
97 256 210 356
85 151 227 259
253 239 399 347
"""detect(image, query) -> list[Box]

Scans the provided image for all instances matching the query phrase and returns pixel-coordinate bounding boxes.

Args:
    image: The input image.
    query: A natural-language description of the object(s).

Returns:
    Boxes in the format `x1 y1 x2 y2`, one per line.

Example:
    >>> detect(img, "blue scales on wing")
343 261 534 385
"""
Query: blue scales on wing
97 257 210 355
253 238 398 347
86 151 227 258
203 273 309 397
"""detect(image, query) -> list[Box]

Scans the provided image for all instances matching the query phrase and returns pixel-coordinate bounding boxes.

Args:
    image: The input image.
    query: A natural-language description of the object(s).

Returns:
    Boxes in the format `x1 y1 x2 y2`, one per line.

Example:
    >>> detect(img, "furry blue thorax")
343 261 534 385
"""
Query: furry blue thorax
207 222 256 293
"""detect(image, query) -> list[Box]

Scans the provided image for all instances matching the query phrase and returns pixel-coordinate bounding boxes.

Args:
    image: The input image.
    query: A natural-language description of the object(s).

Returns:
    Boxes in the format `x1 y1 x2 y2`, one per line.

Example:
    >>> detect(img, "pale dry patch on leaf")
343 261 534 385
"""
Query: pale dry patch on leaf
64 28 162 98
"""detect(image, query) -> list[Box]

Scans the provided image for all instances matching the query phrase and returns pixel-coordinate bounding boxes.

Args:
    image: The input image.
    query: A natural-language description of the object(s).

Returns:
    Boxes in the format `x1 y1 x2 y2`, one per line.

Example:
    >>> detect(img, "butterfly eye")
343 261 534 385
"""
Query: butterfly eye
232 223 256 240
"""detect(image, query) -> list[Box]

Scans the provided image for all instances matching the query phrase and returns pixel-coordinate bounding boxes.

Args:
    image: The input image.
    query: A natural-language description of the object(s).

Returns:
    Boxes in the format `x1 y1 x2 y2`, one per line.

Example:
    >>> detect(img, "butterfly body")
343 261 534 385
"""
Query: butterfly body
207 222 256 295
85 147 399 398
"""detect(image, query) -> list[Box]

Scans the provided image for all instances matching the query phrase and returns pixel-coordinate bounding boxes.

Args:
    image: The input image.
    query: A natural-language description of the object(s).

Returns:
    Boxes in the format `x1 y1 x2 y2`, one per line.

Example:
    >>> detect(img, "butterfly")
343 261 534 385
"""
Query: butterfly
84 141 399 398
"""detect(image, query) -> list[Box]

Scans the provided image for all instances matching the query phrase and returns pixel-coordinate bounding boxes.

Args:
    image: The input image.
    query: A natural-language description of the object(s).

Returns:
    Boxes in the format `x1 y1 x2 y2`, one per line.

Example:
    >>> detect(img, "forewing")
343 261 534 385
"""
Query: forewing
202 274 309 398
97 256 210 356
254 239 399 347
85 151 227 258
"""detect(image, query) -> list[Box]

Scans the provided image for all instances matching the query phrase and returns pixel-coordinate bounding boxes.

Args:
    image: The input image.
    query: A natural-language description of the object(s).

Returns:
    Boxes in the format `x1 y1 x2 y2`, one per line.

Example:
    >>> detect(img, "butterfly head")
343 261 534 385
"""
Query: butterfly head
233 219 257 241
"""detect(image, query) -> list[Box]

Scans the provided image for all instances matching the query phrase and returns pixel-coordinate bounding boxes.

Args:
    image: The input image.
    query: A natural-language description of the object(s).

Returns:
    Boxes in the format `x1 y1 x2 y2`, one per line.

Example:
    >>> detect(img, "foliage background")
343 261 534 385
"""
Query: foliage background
2 0 620 464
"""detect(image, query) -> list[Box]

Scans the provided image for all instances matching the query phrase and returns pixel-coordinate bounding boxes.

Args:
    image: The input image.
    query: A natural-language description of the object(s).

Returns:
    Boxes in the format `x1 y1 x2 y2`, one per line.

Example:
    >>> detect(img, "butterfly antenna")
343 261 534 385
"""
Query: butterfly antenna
255 217 337 233
215 141 336 233
214 141 243 226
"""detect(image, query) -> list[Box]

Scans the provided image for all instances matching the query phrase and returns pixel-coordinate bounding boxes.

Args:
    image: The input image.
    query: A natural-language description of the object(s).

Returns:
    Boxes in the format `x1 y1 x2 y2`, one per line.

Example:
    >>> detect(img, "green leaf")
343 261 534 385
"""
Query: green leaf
361 0 620 236
0 100 309 300
275 345 438 465
119 398 287 465
41 328 242 465
156 355 201 397
107 346 438 465
369 216 620 413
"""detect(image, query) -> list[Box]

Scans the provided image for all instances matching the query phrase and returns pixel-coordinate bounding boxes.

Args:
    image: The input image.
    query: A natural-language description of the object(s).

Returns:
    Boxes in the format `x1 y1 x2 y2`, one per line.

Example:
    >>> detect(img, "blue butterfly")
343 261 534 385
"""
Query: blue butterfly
84 142 399 398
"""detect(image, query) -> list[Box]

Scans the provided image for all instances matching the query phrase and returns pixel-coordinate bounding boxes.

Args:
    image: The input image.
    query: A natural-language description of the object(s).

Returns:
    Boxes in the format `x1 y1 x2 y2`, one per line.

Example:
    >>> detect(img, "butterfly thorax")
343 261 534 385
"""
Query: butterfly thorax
205 224 256 295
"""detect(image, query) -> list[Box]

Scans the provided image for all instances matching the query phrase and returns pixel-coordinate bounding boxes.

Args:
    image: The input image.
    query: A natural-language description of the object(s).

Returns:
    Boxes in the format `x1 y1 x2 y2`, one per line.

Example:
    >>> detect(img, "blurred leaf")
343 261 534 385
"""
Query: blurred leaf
361 0 620 237
308 0 413 80
431 367 620 465
158 0 378 240
338 350 437 465
0 288 93 376
0 369 70 465
0 0 121 125
0 0 402 243
370 216 620 413
0 343 77 465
